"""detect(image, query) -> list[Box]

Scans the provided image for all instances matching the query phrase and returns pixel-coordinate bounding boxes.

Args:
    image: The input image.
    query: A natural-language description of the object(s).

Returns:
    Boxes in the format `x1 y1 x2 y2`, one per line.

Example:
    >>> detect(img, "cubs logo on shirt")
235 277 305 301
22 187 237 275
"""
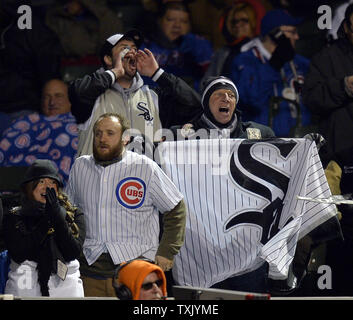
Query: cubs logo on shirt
15 134 31 148
116 177 146 209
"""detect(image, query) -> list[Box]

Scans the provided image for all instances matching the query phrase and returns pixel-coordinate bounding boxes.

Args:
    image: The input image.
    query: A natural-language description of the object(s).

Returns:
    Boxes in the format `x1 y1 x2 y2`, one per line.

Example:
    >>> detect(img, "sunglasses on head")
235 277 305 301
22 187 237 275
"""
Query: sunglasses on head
141 279 163 291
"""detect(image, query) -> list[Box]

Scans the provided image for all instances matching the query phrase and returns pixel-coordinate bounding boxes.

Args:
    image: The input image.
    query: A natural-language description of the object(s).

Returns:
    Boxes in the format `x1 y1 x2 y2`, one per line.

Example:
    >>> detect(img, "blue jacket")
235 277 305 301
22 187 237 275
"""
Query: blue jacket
230 39 311 137
141 32 213 91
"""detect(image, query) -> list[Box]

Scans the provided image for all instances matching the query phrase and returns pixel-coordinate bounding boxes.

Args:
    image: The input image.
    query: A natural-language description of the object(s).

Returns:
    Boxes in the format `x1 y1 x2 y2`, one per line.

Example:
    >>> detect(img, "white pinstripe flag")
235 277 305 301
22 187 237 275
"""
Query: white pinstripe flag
160 138 338 287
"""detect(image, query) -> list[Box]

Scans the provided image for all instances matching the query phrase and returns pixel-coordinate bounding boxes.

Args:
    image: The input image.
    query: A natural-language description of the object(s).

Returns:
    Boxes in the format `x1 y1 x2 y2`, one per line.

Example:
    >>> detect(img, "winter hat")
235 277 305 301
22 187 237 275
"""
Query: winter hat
200 76 239 128
201 76 239 110
21 159 63 187
260 9 302 36
117 259 167 300
100 29 144 67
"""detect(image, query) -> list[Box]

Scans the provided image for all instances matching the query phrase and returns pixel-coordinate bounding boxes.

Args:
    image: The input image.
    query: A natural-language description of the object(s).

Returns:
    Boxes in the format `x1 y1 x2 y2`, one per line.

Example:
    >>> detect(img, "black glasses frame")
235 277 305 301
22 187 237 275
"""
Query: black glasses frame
141 279 163 291
230 18 249 27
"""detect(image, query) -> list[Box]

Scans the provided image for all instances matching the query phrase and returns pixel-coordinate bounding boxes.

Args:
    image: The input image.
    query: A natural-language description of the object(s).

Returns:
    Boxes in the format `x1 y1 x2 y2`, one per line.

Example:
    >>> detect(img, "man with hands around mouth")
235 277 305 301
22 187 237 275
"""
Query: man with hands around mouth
69 29 202 157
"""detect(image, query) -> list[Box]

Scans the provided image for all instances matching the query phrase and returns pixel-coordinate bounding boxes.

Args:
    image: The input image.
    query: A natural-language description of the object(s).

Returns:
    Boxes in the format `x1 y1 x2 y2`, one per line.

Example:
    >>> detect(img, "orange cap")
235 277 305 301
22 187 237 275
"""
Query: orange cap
118 260 167 300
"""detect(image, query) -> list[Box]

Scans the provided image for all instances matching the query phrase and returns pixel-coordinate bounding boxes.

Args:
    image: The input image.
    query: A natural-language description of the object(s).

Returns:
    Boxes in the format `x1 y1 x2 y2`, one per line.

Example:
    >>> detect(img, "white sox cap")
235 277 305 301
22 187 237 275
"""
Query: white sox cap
100 29 143 67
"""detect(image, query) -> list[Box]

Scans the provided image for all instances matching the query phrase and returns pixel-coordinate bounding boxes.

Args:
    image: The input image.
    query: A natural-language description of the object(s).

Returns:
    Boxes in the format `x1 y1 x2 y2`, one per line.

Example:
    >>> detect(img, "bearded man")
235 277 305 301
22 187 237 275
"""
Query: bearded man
65 113 187 297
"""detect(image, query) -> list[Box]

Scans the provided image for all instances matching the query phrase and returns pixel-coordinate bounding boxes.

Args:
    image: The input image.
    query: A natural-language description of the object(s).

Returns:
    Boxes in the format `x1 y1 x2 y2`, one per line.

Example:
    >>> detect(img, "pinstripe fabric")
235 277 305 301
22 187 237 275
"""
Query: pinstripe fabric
160 139 337 287
65 151 183 265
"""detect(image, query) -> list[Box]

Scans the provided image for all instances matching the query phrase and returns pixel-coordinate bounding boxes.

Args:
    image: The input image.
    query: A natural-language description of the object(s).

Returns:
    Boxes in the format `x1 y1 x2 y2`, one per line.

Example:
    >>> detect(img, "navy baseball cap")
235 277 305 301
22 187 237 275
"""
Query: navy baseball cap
260 9 303 36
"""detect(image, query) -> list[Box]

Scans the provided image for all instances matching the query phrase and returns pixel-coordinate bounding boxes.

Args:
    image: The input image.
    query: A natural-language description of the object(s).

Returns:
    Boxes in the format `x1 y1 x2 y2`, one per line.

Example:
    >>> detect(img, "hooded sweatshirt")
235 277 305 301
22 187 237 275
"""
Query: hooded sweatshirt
76 70 161 157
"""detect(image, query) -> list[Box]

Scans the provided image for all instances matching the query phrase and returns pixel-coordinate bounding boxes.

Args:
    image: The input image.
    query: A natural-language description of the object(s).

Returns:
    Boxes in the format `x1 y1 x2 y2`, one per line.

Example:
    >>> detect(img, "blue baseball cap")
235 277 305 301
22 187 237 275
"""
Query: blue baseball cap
260 9 303 36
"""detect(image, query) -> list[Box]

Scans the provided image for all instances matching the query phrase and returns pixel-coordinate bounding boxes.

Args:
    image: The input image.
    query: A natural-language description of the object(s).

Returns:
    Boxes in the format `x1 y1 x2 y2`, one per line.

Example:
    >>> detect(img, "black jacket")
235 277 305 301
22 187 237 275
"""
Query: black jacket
302 36 353 163
69 69 203 129
3 198 85 295
170 111 275 140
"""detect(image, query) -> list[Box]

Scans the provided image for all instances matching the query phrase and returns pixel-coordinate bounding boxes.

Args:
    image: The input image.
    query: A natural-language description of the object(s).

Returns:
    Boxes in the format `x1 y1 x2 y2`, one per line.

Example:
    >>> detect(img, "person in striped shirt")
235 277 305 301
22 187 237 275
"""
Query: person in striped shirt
65 112 186 297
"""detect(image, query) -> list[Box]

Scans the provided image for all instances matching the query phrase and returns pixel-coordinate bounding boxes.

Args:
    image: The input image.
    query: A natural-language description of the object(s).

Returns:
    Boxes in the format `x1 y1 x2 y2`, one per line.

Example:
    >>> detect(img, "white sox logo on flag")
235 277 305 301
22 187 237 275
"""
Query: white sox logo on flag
160 139 337 287
225 139 298 245
116 177 146 209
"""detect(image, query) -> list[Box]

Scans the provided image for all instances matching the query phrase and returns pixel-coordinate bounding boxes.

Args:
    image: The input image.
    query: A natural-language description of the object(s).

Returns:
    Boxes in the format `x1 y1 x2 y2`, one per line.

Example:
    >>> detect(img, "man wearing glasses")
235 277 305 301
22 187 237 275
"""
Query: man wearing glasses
230 9 311 138
113 259 167 300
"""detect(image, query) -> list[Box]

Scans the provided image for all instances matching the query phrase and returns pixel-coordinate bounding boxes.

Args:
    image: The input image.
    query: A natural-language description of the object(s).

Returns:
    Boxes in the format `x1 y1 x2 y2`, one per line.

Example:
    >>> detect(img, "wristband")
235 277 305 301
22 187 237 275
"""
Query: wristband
106 70 116 84
151 68 164 82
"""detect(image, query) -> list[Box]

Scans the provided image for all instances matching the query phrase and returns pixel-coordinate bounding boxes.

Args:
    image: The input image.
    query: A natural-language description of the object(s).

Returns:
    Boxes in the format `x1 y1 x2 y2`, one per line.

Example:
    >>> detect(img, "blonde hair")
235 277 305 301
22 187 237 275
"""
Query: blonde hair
226 3 257 36
21 180 80 238
58 192 80 238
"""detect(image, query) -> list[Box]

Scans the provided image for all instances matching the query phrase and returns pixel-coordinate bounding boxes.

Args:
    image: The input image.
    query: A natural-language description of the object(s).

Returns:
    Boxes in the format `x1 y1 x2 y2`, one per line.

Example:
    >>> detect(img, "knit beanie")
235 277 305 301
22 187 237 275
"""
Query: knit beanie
118 260 167 300
21 159 63 187
200 76 239 128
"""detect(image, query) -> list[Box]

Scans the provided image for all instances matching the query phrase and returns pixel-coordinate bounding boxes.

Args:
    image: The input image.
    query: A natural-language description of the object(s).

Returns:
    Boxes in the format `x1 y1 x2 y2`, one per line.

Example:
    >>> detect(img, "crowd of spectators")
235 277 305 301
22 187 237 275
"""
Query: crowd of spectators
1 0 353 299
